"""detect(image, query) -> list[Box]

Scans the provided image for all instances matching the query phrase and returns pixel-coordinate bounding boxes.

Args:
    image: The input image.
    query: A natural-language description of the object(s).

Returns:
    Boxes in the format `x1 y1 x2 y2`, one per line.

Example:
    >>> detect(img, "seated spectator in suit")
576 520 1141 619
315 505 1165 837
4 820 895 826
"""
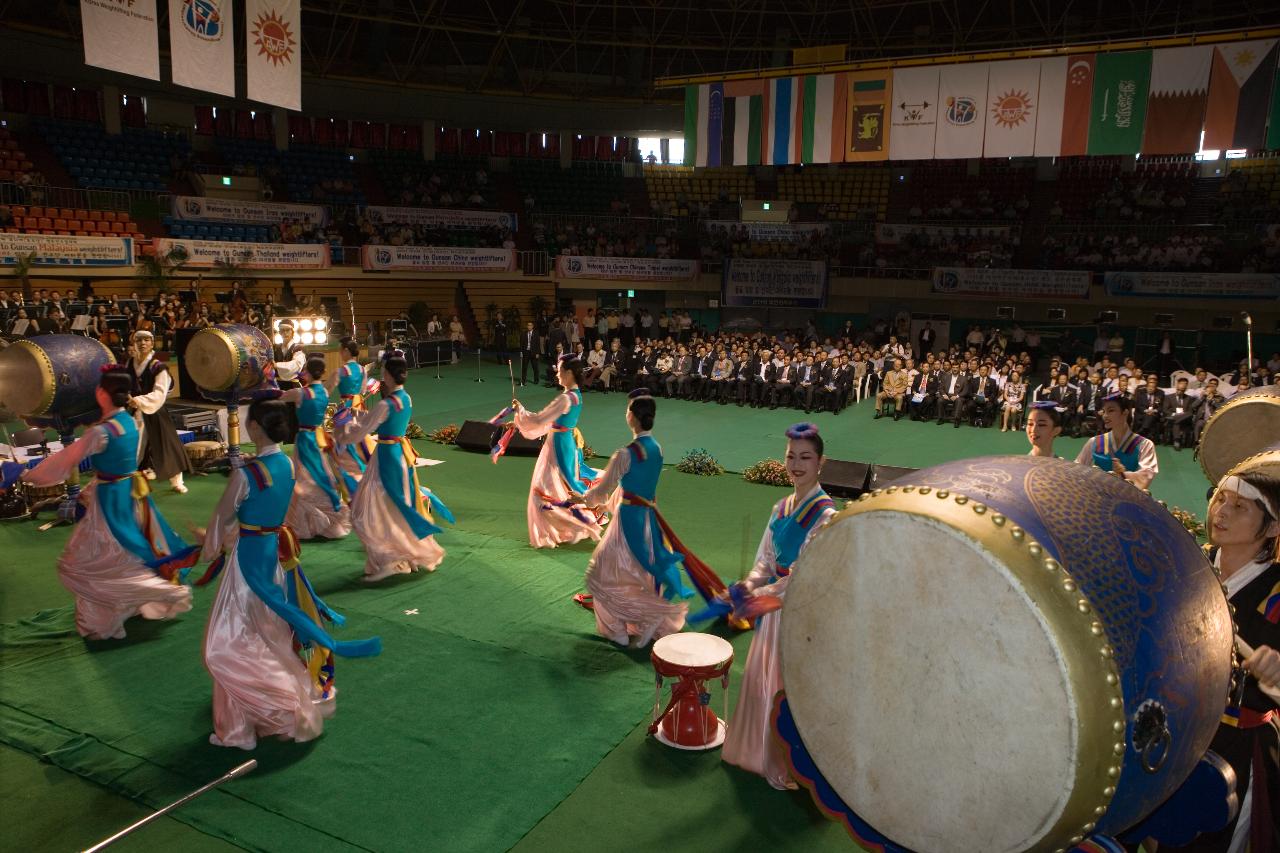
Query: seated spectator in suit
667 346 692 398
1046 373 1078 433
1161 376 1194 450
908 363 938 421
875 358 909 420
793 355 821 413
653 347 674 394
633 345 657 390
709 348 734 404
936 362 967 424
769 356 796 409
598 338 622 391
968 367 1001 427
684 345 712 399
584 339 607 389
742 349 772 407
1133 374 1164 437
545 342 566 386
1193 377 1224 442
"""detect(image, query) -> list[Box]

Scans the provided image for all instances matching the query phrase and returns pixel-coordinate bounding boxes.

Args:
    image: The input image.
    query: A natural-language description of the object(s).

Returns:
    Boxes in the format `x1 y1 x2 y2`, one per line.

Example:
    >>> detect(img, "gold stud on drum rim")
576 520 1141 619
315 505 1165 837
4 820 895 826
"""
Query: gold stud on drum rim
780 490 1123 853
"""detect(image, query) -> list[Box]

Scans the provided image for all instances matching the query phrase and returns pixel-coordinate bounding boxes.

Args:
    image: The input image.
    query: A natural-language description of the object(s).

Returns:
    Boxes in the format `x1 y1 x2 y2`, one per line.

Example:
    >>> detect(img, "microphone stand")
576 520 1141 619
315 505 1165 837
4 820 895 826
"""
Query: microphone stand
1242 312 1253 384
474 344 485 383
434 339 442 380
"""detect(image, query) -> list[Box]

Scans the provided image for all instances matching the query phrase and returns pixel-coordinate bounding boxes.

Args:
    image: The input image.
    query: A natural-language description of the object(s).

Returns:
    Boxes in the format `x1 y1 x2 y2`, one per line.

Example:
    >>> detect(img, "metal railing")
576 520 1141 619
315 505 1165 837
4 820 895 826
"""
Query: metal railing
0 180 131 212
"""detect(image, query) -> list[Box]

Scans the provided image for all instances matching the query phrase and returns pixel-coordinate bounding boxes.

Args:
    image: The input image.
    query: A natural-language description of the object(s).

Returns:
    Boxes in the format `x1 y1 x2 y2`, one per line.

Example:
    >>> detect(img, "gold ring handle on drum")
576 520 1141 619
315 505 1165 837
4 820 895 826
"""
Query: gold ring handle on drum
1132 700 1172 774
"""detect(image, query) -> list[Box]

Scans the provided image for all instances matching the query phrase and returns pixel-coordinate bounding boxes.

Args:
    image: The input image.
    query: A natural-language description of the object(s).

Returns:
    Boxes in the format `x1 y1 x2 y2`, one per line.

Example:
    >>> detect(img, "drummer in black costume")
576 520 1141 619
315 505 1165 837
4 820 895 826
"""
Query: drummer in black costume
1163 463 1280 853
273 320 306 441
127 330 191 494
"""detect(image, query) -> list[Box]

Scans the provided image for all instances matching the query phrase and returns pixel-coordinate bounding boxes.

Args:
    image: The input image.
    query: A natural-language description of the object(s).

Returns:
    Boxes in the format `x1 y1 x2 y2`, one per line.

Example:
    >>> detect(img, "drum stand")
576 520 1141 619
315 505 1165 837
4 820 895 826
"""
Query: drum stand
224 393 245 470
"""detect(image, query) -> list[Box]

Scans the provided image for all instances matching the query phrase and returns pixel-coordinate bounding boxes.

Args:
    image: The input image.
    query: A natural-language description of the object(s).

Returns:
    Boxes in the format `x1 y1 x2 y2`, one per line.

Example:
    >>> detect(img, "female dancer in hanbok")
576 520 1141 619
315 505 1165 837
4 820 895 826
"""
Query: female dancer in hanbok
722 423 836 790
1025 400 1064 458
198 400 381 750
1073 392 1158 489
20 368 197 640
339 351 453 582
282 355 353 540
575 389 699 647
326 337 374 481
512 355 603 548
1161 464 1280 852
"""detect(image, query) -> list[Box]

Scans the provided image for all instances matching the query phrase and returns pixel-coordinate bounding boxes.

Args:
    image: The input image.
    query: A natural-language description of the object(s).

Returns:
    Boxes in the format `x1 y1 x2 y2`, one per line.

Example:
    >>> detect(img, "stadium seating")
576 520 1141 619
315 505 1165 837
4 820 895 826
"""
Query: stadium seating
777 166 890 220
0 128 37 182
514 160 627 213
3 204 141 238
643 165 753 216
370 150 497 209
215 138 366 205
162 217 274 243
1217 156 1280 222
34 118 184 192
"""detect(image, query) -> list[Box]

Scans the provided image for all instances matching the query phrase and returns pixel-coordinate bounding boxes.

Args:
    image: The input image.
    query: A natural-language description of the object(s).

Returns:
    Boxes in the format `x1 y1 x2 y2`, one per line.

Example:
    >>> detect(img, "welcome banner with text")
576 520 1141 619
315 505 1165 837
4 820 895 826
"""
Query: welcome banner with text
364 206 517 231
0 233 134 267
722 258 828 308
1104 271 1280 299
555 256 699 282
361 245 516 273
932 267 1091 299
172 196 328 226
154 238 330 269
703 221 829 242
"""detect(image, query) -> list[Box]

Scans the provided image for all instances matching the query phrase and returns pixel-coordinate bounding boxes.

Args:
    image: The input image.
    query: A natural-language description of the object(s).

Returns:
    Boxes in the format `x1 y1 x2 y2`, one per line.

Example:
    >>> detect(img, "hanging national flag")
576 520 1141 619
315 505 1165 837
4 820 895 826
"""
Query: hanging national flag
1087 50 1152 155
723 81 765 166
80 0 160 81
889 67 939 160
683 84 701 166
801 74 847 163
983 59 1040 157
845 72 892 162
246 0 301 111
1142 46 1212 154
765 77 802 165
703 83 725 167
169 0 235 97
935 63 990 159
1203 39 1279 151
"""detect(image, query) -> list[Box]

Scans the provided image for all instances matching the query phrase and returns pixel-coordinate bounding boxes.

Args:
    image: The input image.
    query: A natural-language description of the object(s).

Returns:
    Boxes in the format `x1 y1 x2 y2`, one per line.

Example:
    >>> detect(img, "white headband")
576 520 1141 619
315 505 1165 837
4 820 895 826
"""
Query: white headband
1217 474 1279 520
132 330 153 340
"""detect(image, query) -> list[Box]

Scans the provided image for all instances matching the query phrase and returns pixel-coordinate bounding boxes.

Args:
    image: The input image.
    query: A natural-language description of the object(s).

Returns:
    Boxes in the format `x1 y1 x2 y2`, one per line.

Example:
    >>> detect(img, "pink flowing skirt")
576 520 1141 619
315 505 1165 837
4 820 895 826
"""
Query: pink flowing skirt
525 441 602 549
722 603 791 789
202 546 332 749
583 499 686 647
285 454 352 541
56 481 192 640
350 450 444 577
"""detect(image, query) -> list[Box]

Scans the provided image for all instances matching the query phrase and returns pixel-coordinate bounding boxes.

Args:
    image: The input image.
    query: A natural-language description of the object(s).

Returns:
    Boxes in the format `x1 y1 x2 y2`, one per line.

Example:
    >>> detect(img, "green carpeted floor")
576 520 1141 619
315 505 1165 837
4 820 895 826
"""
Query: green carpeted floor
0 360 1215 852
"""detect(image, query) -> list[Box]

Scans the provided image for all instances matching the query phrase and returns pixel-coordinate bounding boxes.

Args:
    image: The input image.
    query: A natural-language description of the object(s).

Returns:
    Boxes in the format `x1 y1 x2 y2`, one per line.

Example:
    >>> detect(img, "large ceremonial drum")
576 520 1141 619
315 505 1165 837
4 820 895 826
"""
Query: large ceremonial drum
0 335 114 427
1198 383 1280 484
184 324 274 396
777 456 1233 853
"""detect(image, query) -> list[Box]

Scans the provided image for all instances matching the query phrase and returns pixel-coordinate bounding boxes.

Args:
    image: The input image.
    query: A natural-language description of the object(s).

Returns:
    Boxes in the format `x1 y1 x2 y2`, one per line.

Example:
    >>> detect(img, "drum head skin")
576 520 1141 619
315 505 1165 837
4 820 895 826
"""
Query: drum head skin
1199 385 1280 484
0 340 55 416
652 633 733 669
782 512 1075 853
185 328 240 392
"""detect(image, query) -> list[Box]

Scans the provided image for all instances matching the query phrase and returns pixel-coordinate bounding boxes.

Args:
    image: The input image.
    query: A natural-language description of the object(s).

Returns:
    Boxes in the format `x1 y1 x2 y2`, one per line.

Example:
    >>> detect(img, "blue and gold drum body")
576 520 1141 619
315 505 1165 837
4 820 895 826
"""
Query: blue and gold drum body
0 335 115 428
184 324 274 400
776 456 1233 853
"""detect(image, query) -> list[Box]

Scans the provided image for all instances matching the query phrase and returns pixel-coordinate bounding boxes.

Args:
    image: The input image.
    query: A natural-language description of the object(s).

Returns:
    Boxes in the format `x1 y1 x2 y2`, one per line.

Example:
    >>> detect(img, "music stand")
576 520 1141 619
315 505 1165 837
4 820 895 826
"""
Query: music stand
10 318 29 336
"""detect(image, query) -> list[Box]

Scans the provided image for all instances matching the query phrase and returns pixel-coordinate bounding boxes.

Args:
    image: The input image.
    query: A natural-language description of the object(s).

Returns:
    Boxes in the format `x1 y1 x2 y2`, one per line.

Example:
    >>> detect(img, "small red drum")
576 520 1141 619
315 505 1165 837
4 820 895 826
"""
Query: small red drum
648 633 733 751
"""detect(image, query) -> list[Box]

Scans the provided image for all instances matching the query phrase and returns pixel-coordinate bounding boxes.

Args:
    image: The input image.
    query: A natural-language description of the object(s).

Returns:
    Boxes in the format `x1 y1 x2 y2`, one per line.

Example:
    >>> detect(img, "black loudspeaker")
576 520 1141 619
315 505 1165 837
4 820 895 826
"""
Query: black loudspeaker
820 459 872 499
453 420 543 456
867 464 918 490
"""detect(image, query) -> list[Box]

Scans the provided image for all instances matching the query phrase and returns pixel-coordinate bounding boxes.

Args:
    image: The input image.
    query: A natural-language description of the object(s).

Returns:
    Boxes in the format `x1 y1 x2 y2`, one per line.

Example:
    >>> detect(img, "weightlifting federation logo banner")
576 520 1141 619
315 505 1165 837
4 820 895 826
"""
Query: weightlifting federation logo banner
246 0 300 110
169 0 234 97
80 0 160 81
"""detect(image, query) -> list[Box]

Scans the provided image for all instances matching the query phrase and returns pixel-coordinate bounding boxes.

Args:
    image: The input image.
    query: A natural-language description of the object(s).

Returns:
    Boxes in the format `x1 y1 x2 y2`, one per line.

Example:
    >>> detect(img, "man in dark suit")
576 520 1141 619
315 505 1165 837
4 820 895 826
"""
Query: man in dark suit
739 349 770 407
1193 377 1225 443
1133 375 1165 438
519 321 540 386
918 321 936 357
908 363 937 421
794 355 820 413
770 356 797 409
1161 376 1194 449
666 346 692 398
936 361 967 424
681 345 709 399
968 368 1001 427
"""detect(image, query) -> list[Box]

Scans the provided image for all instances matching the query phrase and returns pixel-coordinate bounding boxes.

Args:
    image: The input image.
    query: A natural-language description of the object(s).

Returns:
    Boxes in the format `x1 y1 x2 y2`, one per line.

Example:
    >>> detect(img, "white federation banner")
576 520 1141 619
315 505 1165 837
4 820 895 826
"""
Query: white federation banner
1104 271 1280 299
702 221 829 242
935 62 990 159
80 0 160 81
153 238 330 269
555 256 699 282
933 267 1090 299
245 0 300 110
169 0 235 97
361 245 516 273
889 67 940 160
172 196 328 225
364 206 517 231
983 59 1041 157
722 259 828 308
0 233 134 267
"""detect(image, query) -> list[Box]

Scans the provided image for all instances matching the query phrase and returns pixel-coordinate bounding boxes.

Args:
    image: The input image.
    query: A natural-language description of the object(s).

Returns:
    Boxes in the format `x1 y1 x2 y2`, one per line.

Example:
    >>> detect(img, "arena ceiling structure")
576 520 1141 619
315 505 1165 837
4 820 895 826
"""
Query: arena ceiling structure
0 0 1275 102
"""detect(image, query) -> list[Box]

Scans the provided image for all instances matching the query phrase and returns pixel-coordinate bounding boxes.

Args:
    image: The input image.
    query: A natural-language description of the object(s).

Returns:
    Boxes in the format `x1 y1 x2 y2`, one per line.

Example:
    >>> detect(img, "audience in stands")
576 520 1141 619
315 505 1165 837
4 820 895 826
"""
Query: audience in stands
1040 229 1223 272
